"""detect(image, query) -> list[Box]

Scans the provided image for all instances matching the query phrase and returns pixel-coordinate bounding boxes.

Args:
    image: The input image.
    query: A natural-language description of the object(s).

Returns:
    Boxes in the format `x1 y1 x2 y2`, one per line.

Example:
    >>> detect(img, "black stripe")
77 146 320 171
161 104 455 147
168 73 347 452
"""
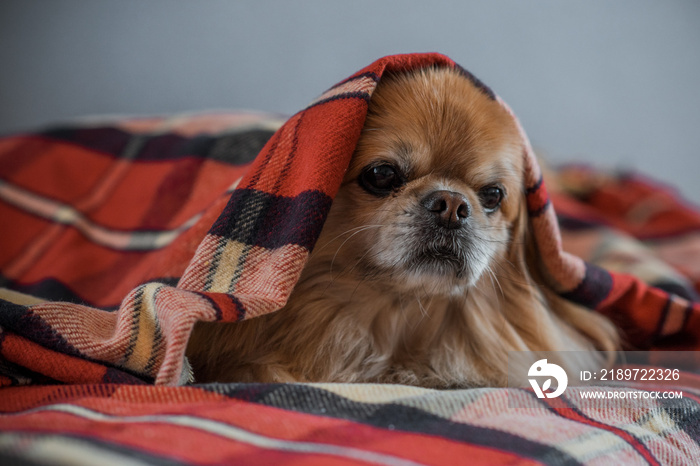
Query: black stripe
0 451 47 466
528 198 551 217
191 290 245 322
0 432 187 466
526 175 544 194
203 235 229 292
305 91 371 111
525 175 550 217
121 285 146 366
230 294 247 322
680 302 695 334
199 383 582 465
1 276 94 308
454 64 497 101
0 298 81 357
636 227 700 241
0 275 179 311
143 287 165 376
652 299 674 343
197 129 276 165
557 213 607 231
227 243 253 294
658 395 700 449
560 263 613 310
102 367 151 385
244 123 283 190
36 127 276 164
209 189 333 251
0 344 60 385
41 127 130 155
649 283 699 303
194 291 223 321
329 71 380 90
0 297 152 384
528 390 660 464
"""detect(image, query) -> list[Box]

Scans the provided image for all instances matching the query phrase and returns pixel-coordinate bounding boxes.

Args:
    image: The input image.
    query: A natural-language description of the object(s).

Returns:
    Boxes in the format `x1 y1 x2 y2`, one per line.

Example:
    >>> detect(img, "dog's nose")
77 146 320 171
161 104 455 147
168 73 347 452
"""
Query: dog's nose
421 190 470 229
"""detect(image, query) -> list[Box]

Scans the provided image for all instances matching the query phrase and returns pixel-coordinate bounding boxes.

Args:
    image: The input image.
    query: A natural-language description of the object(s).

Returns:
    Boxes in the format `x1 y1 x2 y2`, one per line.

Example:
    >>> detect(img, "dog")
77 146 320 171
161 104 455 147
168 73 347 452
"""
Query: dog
186 66 619 388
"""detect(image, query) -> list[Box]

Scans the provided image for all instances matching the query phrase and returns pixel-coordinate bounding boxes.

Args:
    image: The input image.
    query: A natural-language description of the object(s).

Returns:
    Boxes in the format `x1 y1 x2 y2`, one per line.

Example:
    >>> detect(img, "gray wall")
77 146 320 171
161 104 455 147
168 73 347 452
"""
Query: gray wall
2 1 699 201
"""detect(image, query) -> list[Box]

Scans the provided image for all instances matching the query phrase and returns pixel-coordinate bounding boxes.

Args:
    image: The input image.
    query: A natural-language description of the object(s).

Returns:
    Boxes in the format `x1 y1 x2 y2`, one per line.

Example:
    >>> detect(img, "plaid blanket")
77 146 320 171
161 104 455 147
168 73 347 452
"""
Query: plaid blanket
2 53 700 464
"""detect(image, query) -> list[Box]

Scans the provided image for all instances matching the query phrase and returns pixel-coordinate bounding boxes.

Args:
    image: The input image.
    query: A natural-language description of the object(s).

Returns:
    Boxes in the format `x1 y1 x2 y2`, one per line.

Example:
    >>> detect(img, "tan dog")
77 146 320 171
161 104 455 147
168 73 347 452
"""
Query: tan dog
187 67 619 387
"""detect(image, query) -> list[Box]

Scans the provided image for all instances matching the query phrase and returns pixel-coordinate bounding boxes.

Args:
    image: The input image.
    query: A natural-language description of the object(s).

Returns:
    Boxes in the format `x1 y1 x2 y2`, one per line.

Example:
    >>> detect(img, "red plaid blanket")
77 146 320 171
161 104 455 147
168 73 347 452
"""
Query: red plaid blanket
2 53 700 464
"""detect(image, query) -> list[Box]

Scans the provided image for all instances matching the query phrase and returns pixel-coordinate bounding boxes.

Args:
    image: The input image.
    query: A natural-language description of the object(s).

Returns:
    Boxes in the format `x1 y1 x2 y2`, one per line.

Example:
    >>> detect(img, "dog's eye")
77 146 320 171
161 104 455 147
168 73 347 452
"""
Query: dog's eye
479 186 504 212
359 164 404 195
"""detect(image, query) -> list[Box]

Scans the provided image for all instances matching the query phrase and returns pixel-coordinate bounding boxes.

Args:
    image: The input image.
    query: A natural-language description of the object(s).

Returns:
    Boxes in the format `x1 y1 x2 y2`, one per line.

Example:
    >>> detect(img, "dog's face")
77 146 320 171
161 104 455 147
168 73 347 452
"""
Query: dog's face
189 65 620 386
317 67 526 297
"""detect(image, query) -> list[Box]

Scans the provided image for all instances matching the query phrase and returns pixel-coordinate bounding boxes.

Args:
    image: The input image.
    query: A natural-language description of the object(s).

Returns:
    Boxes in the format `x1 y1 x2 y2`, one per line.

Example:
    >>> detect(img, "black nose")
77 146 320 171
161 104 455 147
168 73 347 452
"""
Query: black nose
421 190 470 229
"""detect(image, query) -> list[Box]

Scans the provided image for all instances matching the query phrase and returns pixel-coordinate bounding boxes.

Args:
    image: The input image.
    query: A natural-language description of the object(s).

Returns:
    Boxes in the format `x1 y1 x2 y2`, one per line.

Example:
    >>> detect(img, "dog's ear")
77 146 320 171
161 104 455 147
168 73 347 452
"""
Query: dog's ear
505 195 540 290
508 185 621 355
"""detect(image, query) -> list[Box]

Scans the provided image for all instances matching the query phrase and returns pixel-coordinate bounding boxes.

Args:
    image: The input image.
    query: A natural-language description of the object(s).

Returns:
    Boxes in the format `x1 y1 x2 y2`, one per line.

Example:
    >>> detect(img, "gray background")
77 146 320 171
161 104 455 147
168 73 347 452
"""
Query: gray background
2 1 699 201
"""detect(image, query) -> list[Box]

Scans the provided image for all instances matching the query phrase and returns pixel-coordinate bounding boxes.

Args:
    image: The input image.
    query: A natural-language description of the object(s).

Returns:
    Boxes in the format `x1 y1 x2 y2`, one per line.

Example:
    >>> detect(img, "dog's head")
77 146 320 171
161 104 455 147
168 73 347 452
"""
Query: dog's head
188 63 619 386
315 67 528 297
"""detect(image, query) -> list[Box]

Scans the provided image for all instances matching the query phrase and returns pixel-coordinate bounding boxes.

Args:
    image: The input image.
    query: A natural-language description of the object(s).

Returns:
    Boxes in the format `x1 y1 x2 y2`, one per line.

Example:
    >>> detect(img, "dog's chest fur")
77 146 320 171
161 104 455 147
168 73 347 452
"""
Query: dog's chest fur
189 271 514 388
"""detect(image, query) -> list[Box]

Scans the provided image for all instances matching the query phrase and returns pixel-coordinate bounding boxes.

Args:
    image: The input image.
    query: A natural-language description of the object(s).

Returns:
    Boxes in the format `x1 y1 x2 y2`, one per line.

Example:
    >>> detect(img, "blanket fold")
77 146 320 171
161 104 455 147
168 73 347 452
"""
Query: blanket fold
1 53 700 389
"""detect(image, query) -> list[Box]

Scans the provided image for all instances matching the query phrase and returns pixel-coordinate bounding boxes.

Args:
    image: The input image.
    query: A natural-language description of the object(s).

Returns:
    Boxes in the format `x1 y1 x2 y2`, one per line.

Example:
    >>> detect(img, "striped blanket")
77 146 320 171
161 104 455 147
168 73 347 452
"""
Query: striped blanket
2 53 700 464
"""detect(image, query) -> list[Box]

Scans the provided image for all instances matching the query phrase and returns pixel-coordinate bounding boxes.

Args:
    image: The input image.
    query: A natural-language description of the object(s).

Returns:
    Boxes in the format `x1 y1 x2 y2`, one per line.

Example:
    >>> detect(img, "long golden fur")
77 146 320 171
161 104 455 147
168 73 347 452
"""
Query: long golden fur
187 67 619 387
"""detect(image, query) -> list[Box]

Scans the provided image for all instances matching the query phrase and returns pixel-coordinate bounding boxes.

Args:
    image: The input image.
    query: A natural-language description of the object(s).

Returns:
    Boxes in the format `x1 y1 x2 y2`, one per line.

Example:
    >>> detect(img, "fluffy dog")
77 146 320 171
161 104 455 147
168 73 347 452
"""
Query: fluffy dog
187 67 619 387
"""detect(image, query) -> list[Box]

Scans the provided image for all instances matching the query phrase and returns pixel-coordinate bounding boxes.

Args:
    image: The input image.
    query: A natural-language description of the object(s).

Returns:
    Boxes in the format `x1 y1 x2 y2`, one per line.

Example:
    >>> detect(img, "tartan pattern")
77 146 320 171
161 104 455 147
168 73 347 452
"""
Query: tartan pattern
1 110 287 384
1 381 700 465
2 52 700 464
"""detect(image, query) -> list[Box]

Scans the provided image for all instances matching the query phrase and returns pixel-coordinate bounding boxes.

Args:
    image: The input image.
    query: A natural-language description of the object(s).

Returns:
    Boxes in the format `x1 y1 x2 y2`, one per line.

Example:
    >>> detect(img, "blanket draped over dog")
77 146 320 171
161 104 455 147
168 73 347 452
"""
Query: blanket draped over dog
2 53 700 464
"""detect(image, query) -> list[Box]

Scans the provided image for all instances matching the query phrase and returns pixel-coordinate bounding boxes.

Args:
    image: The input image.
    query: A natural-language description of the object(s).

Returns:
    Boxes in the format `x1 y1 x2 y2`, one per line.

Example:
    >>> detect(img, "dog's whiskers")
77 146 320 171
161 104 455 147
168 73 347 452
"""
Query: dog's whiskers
414 291 429 320
320 239 383 297
328 225 383 276
485 265 505 301
315 224 385 254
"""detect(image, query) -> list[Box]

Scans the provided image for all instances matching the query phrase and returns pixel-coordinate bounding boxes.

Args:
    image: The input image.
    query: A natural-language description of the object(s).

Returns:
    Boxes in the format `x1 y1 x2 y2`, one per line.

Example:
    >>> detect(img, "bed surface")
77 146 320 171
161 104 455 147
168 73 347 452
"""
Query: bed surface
2 53 700 465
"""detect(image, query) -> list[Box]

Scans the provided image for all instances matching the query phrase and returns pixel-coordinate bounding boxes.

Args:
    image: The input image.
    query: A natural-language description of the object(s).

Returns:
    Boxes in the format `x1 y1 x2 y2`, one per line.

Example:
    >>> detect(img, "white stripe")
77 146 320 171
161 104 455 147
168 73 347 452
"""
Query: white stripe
67 111 286 134
0 433 153 466
0 179 204 251
308 75 376 107
8 404 426 466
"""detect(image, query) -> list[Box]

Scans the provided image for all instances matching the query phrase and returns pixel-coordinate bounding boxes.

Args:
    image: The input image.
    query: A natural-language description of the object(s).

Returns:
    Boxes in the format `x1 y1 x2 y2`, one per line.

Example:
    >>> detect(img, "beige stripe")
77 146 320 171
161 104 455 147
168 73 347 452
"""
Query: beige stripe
312 383 437 403
208 239 248 293
556 428 642 463
309 75 377 107
74 112 286 137
13 404 427 466
152 114 285 137
661 297 691 336
76 158 134 212
0 287 46 306
0 433 150 466
232 244 309 318
124 283 160 373
2 223 65 279
0 179 203 252
533 209 587 292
